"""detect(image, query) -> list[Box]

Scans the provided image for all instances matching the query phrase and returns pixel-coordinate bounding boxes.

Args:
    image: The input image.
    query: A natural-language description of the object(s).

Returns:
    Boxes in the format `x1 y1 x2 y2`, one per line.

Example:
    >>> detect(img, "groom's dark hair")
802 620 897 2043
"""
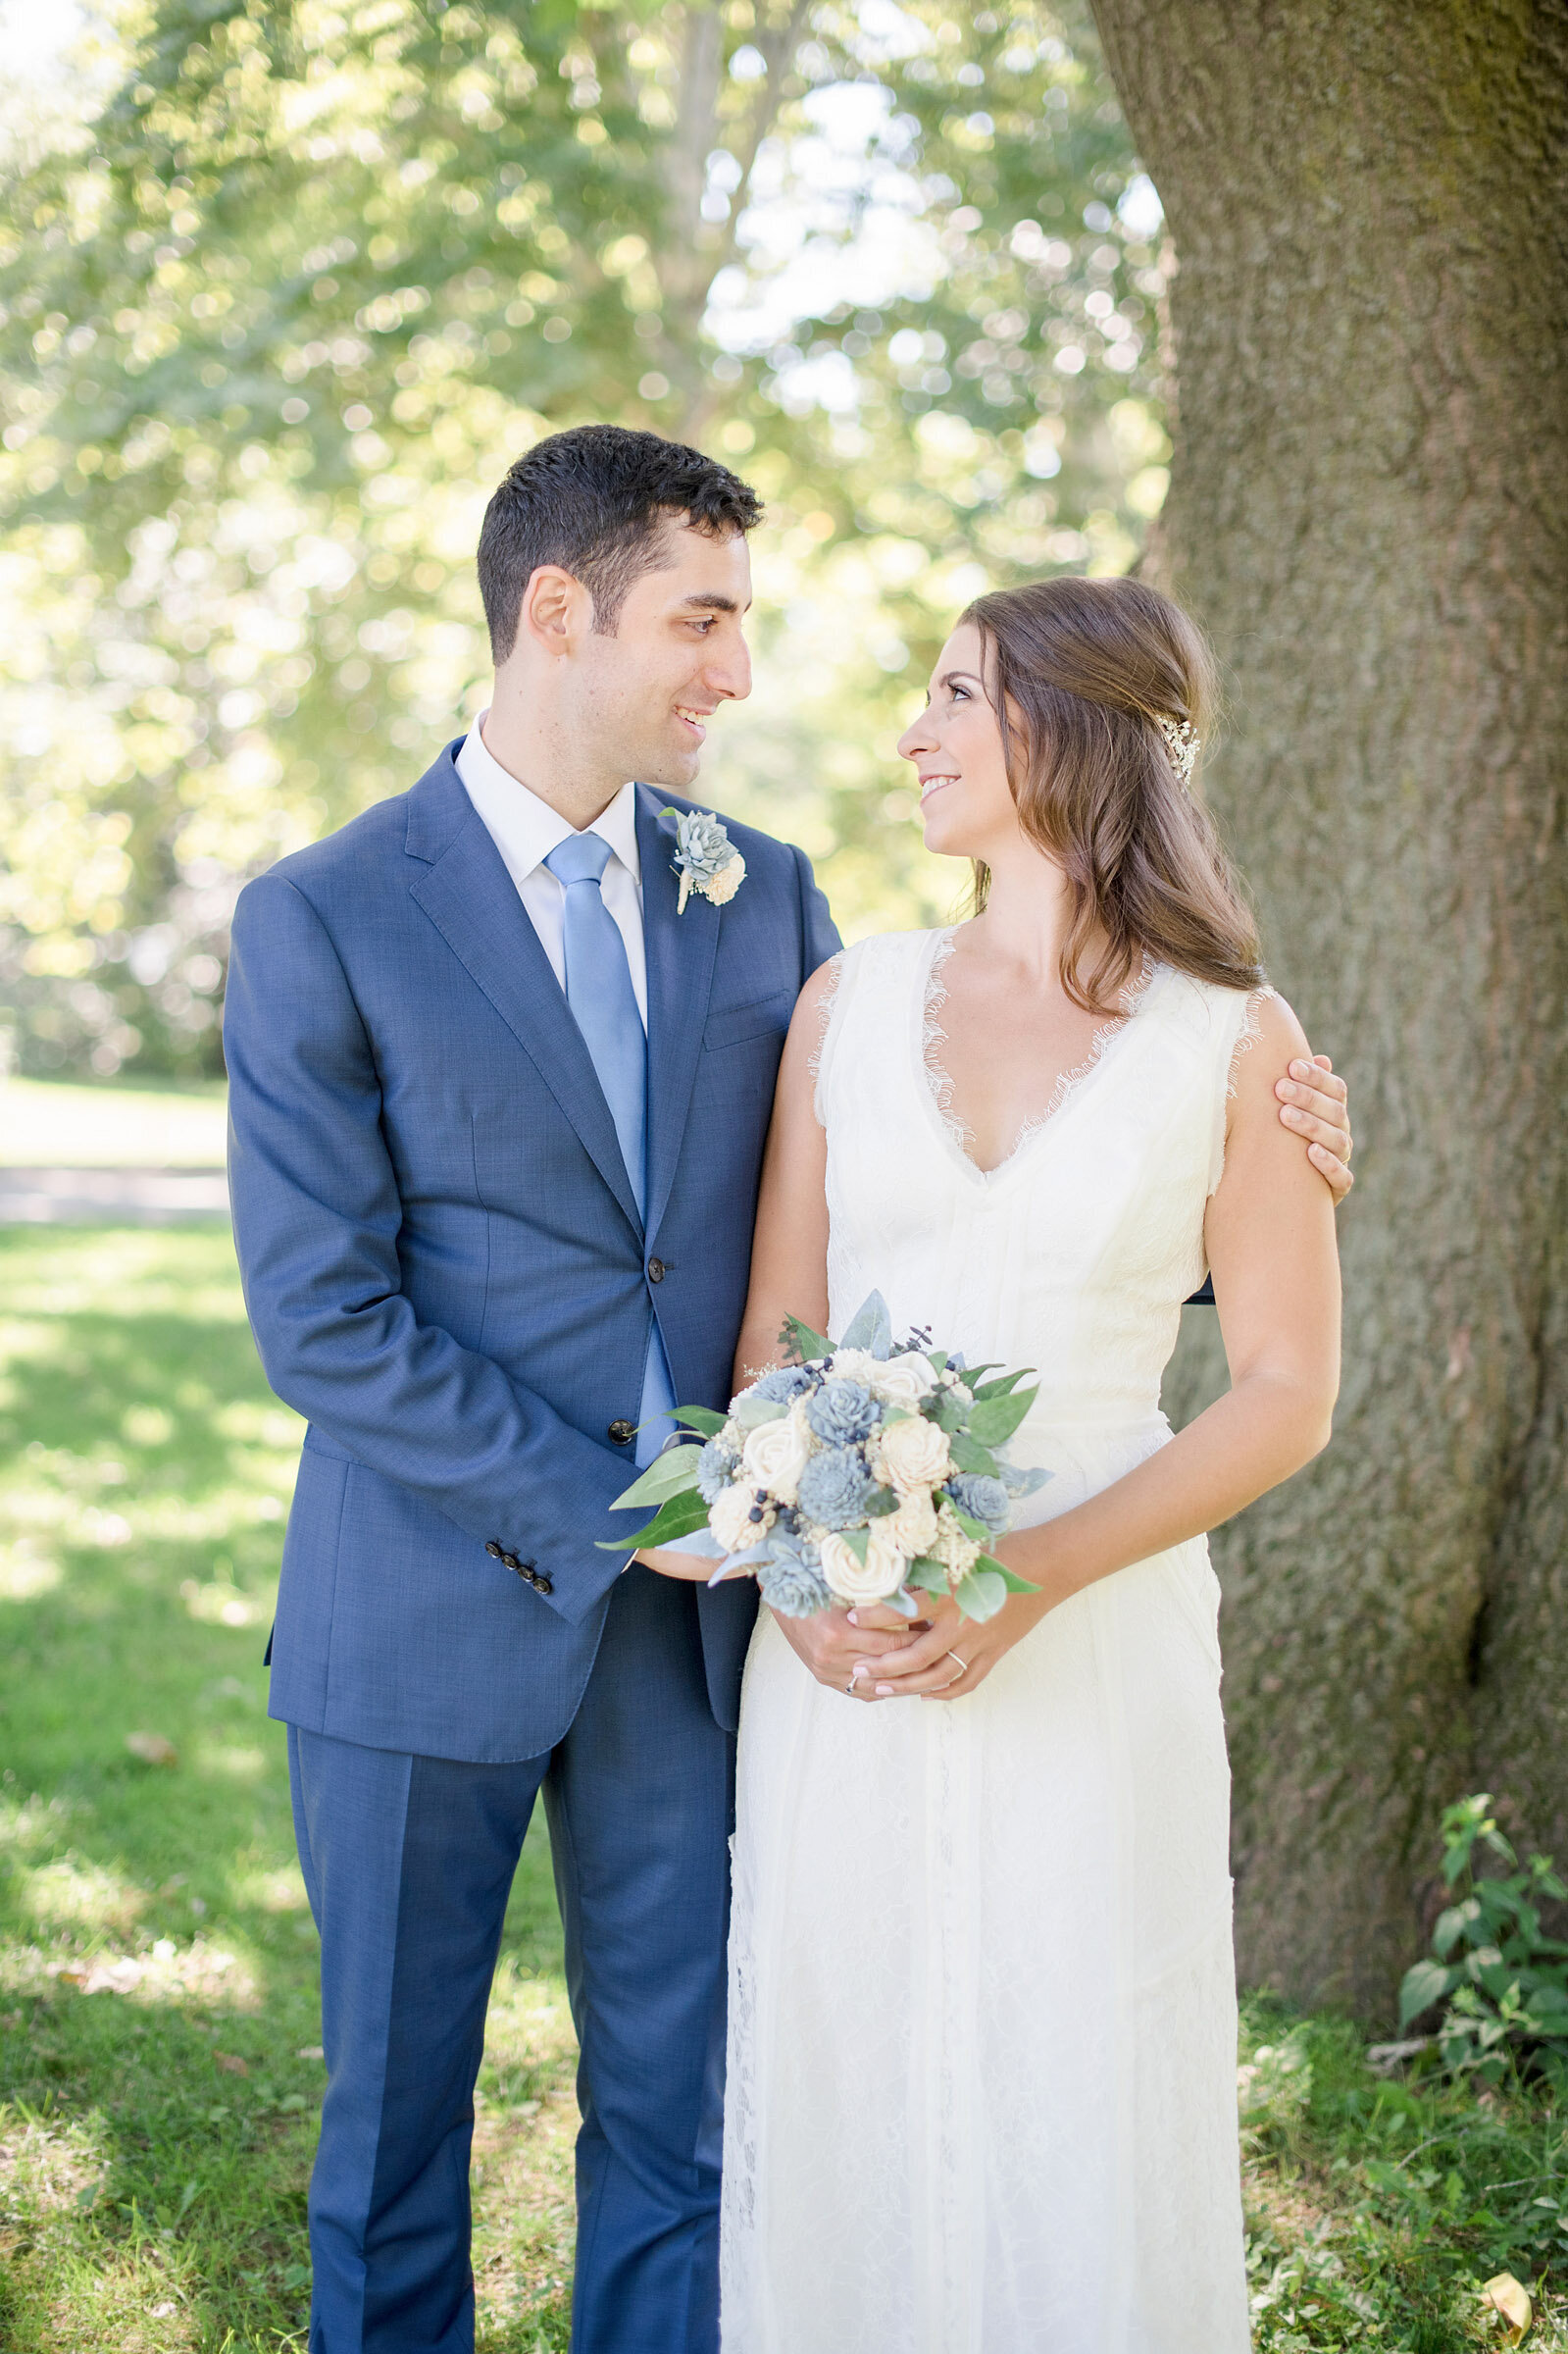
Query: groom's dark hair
478 425 762 660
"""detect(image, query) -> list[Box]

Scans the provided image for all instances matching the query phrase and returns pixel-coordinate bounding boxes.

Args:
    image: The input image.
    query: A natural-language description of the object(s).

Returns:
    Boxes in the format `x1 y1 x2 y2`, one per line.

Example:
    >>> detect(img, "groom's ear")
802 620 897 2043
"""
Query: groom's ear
514 563 594 664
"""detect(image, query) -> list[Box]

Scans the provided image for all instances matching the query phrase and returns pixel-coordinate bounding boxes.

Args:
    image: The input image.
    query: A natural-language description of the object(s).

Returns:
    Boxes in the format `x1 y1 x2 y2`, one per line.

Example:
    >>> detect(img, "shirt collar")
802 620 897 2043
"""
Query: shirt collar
456 711 642 888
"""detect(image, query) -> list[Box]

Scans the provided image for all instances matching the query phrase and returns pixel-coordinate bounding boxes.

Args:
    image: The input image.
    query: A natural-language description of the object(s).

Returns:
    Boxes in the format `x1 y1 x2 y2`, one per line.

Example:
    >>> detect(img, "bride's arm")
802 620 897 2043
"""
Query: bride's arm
867 990 1341 1697
729 963 834 1389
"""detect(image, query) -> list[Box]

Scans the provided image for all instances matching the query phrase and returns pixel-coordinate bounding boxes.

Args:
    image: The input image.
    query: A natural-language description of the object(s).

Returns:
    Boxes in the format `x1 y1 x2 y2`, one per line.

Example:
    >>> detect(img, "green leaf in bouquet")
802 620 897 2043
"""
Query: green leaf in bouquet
948 1503 993 1545
946 1430 1000 1477
862 1486 901 1518
971 1367 1036 1402
885 1586 922 1619
733 1391 787 1431
838 1527 871 1563
928 1390 971 1432
976 1552 1038 1594
926 1350 949 1372
779 1312 831 1363
595 1489 714 1553
608 1446 705 1512
953 1567 1008 1621
672 1406 728 1437
905 1556 951 1595
966 1386 1039 1446
837 1292 893 1356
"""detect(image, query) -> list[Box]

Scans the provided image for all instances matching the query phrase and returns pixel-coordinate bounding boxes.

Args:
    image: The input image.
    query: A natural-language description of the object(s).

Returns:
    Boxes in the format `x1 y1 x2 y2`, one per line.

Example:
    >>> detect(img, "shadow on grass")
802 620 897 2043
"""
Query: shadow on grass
0 1230 576 2352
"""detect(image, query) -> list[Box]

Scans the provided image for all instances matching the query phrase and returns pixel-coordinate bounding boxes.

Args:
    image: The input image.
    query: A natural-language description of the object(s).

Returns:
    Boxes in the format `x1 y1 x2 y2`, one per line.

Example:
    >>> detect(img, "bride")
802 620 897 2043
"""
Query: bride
653 573 1340 2349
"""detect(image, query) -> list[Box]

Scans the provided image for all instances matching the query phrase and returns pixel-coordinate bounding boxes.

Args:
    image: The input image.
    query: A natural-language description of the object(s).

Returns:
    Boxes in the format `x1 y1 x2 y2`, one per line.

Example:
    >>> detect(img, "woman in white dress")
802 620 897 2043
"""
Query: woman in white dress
653 574 1341 2350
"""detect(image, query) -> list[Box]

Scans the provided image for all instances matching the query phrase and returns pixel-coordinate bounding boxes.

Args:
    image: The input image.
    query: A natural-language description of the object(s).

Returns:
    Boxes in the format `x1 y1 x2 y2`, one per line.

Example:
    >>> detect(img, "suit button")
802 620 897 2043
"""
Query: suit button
647 1257 666 1283
609 1418 635 1445
533 1573 554 1597
485 1541 503 1560
501 1551 521 1572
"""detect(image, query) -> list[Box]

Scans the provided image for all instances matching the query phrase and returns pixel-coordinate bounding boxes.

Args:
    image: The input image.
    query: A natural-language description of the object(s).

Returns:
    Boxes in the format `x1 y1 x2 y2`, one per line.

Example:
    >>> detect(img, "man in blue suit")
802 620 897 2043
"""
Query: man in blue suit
225 427 865 2353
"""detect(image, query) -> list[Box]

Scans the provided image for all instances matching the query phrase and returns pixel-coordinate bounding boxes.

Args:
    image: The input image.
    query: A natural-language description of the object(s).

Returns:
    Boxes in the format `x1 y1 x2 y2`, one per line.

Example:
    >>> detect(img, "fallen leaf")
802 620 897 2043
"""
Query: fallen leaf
1482 2273 1534 2343
126 1731 177 1766
213 2051 249 2075
296 2043 325 2060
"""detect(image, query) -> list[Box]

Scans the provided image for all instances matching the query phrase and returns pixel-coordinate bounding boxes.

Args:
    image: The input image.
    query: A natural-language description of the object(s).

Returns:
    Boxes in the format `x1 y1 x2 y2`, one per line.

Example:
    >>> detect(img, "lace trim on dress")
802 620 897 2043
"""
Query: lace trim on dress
920 927 965 1146
806 947 847 1130
922 930 1158 1165
1225 984 1276 1100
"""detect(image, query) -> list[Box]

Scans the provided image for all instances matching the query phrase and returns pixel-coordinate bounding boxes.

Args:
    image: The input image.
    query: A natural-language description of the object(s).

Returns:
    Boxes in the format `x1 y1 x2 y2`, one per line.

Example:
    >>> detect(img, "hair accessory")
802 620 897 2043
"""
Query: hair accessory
1157 715 1199 784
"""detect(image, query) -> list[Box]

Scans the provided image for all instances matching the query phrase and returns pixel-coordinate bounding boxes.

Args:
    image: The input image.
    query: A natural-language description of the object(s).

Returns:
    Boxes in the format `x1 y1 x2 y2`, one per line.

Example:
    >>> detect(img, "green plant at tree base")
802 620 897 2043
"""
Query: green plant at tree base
1398 1794 1568 2096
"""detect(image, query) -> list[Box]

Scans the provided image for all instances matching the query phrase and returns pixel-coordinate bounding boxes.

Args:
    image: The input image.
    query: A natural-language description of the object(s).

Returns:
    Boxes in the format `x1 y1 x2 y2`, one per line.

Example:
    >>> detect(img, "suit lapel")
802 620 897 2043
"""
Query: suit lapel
639 788 720 1246
405 760 643 1236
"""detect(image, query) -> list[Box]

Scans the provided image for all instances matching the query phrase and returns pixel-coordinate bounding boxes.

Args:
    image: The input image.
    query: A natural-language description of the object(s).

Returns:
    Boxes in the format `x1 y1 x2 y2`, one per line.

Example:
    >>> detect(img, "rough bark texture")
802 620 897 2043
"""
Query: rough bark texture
1090 0 1568 2015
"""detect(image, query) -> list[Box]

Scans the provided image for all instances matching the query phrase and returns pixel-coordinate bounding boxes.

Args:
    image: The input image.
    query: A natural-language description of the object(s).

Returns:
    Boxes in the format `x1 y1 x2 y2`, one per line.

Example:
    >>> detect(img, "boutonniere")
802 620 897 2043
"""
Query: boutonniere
664 807 747 914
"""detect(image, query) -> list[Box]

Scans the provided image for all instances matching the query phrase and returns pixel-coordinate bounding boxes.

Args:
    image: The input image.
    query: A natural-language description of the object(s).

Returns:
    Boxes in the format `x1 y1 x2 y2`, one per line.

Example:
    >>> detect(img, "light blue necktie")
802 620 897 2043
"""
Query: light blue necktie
543 833 677 1468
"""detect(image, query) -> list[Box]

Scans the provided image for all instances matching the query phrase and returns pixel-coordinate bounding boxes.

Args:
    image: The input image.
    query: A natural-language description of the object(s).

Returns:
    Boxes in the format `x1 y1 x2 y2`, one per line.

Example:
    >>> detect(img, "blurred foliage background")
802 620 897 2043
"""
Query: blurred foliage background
0 0 1170 1080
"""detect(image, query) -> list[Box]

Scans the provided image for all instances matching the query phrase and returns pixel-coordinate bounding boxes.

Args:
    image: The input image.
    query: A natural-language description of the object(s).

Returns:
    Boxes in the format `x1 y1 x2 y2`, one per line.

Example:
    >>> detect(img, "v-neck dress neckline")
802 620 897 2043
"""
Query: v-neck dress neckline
911 925 1161 1190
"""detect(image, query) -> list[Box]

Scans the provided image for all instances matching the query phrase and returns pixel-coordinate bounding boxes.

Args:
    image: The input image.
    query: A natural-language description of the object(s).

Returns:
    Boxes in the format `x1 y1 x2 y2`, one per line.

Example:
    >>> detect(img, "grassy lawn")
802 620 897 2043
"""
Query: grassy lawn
0 1224 1562 2348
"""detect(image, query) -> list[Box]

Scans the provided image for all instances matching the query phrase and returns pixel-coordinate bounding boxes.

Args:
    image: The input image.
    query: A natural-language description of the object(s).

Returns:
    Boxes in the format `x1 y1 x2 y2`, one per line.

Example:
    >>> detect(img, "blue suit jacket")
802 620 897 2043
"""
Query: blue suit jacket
225 743 840 1761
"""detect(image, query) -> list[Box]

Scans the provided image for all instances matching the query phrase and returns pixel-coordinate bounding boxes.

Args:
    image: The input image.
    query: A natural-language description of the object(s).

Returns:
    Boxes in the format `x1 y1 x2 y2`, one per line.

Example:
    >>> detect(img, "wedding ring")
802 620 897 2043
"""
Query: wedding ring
945 1651 967 1675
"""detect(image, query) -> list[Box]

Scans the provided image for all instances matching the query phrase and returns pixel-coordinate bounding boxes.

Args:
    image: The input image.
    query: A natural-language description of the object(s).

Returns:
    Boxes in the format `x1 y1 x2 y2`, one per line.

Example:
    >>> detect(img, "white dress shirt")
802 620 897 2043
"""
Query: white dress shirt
455 713 648 1028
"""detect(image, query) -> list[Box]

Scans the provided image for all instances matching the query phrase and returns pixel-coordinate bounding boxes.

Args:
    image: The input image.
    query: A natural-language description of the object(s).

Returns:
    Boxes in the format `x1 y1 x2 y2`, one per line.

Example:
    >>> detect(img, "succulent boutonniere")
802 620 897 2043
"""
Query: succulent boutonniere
664 807 746 914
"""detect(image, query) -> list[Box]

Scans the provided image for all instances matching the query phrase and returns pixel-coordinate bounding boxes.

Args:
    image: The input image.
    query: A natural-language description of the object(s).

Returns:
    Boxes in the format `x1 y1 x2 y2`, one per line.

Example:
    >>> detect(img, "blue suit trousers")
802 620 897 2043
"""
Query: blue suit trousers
289 1567 734 2354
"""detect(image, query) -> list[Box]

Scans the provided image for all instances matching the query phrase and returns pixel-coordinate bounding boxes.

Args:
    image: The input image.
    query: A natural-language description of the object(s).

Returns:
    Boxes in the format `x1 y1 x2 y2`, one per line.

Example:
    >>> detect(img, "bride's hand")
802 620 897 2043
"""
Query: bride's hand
636 1547 715 1581
770 1601 917 1696
852 1581 1052 1700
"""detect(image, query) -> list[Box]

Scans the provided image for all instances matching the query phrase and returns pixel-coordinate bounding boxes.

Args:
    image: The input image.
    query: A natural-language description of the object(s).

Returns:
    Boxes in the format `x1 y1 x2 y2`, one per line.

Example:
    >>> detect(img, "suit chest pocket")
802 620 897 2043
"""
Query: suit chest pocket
702 985 795 1053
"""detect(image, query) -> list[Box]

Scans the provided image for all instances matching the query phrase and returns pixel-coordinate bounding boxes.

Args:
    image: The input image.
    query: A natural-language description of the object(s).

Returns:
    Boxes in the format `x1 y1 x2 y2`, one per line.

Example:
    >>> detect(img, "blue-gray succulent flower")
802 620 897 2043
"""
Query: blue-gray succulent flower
675 810 734 882
804 1378 878 1446
757 1543 835 1618
945 1471 1012 1532
795 1444 874 1531
696 1437 739 1504
751 1363 816 1405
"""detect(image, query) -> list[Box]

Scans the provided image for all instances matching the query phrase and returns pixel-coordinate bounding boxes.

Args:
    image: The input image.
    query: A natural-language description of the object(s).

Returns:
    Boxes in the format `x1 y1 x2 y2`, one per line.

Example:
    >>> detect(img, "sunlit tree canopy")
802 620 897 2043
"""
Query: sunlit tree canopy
0 0 1165 1075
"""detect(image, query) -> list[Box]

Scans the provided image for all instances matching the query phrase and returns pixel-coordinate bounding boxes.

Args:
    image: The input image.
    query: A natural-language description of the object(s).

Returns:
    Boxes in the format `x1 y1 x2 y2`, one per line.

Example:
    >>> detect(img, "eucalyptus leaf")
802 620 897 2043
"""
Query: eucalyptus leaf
608 1446 704 1512
837 1291 893 1357
949 1504 992 1545
946 1430 1000 1477
905 1555 950 1594
953 1567 1008 1622
841 1526 871 1563
780 1312 831 1363
977 1553 1038 1593
733 1391 787 1431
967 1386 1039 1445
672 1405 728 1437
886 1585 921 1619
862 1486 901 1518
595 1488 713 1553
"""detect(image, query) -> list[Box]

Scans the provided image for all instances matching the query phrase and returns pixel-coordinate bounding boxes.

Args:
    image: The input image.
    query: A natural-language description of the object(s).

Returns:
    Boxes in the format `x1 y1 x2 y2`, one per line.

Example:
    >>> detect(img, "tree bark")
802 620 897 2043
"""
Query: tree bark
1089 0 1568 2014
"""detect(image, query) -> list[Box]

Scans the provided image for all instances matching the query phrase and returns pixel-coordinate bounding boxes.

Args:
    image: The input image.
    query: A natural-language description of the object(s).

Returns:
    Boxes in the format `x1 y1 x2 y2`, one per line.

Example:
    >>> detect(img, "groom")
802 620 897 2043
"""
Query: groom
225 424 1355 2353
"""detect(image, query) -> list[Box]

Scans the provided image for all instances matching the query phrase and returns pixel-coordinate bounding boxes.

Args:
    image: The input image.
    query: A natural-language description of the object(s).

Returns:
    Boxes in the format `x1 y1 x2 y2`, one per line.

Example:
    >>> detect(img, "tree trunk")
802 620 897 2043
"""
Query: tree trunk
1089 0 1568 2015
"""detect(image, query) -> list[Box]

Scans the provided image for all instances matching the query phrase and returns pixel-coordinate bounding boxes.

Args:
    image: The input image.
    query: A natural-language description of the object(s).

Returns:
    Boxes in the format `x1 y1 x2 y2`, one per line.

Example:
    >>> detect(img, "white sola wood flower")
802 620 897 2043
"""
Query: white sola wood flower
867 1351 937 1408
741 1407 812 1507
875 1412 951 1497
711 1479 771 1554
820 1521 908 1606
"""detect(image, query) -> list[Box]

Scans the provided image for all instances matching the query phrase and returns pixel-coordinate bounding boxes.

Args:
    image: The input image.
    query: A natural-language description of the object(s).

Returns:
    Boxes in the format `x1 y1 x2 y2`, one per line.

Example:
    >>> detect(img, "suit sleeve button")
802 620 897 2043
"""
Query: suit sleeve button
501 1551 521 1572
533 1574 554 1597
485 1541 503 1559
608 1419 635 1445
647 1257 666 1283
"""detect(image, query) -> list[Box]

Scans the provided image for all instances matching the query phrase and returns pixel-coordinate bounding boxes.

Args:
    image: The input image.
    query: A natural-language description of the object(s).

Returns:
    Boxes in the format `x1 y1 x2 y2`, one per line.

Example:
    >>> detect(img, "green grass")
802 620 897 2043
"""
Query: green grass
0 1228 575 2350
0 1226 1562 2349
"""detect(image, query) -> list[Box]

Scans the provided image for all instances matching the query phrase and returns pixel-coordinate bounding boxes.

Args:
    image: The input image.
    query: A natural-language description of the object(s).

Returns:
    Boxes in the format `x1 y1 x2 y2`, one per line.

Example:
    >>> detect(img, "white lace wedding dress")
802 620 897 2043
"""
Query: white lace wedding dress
720 928 1261 2353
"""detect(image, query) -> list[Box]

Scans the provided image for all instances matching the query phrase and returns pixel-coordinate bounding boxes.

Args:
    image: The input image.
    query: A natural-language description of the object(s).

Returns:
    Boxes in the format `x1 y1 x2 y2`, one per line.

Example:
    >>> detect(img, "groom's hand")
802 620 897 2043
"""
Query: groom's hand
771 1602 912 1695
1278 1054 1353 1201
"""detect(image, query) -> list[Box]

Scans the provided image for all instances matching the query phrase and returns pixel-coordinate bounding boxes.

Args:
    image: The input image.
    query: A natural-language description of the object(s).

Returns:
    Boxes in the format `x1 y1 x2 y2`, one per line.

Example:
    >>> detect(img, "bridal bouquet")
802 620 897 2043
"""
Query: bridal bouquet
600 1292 1048 1622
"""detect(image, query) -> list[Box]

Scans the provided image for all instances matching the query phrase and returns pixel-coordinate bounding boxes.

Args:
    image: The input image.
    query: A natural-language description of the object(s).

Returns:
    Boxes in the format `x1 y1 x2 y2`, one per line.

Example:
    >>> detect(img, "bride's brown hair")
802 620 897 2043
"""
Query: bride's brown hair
961 575 1263 1011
